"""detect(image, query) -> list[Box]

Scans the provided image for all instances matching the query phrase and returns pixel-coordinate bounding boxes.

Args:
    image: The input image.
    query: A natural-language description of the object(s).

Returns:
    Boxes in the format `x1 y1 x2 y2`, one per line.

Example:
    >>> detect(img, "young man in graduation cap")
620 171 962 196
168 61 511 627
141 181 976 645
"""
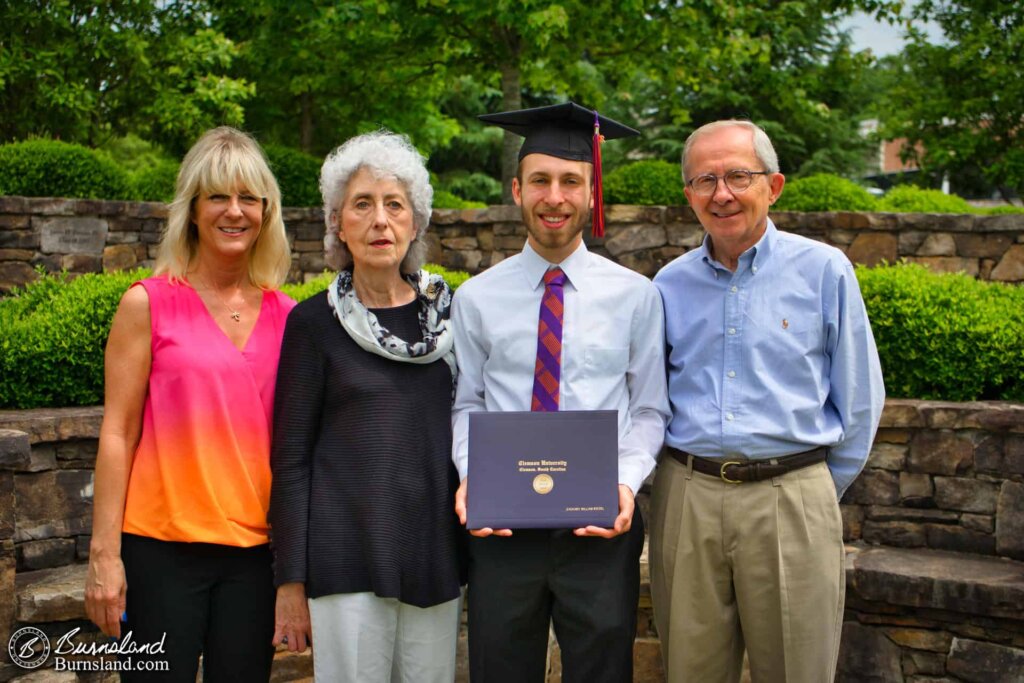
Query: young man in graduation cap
451 102 670 682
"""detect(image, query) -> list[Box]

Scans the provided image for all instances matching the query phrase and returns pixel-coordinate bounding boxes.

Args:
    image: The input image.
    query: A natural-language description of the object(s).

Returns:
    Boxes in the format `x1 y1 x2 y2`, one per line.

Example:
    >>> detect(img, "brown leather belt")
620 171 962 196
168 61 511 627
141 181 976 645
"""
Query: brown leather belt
666 446 828 484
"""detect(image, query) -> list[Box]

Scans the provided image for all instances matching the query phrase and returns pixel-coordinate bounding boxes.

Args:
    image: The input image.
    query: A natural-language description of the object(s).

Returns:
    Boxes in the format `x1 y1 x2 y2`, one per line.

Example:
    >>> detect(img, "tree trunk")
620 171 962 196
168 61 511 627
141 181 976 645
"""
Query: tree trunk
300 91 314 153
499 62 521 204
996 184 1020 206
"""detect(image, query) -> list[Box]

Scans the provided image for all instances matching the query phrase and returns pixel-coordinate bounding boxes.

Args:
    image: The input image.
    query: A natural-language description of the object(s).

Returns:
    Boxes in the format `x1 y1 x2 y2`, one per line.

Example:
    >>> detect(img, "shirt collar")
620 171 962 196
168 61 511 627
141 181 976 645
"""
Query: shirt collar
699 218 778 275
521 239 587 290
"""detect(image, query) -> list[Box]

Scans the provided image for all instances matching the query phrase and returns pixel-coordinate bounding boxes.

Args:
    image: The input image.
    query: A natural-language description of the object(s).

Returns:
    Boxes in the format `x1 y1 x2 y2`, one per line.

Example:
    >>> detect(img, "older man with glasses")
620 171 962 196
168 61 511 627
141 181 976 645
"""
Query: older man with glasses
649 120 885 683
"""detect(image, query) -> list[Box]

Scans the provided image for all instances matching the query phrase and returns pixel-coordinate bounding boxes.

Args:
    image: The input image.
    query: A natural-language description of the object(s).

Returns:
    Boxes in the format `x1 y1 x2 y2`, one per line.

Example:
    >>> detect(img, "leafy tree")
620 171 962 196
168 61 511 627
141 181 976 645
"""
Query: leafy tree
0 1 253 153
881 1 1024 203
407 1 898 195
401 0 663 200
611 2 899 178
0 0 901 202
210 0 460 157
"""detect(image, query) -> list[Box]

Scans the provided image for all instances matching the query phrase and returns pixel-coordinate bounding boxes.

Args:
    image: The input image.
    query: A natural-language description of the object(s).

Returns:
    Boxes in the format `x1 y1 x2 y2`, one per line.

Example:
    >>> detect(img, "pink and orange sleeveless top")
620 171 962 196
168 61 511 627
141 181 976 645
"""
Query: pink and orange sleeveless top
122 276 296 547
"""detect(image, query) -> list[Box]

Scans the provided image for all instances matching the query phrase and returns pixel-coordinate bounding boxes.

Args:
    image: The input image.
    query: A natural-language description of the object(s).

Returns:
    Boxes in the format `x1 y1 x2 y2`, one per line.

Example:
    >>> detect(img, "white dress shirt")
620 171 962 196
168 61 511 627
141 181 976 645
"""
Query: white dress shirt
452 240 669 496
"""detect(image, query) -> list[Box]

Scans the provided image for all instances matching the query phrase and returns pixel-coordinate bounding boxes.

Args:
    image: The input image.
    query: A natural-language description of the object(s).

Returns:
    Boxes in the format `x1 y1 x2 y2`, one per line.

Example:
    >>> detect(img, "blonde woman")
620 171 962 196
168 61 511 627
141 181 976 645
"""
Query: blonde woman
85 127 294 682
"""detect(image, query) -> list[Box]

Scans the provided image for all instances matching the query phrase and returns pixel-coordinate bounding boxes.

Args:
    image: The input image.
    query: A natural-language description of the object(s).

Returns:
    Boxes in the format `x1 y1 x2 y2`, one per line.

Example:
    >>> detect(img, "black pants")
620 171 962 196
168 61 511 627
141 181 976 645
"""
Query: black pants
120 533 275 682
467 513 645 683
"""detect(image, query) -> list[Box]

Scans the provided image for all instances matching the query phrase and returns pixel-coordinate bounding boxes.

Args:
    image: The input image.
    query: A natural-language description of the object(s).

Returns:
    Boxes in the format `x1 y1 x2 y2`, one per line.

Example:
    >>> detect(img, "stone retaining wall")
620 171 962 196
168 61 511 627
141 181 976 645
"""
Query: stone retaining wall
843 400 1024 561
1 197 1022 293
840 544 1024 682
836 400 1024 682
1 400 1022 681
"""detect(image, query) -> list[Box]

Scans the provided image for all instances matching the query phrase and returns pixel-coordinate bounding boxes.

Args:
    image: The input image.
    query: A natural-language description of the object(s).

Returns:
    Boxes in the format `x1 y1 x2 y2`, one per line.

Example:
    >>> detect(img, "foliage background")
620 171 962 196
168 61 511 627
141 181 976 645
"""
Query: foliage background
2 2 1019 206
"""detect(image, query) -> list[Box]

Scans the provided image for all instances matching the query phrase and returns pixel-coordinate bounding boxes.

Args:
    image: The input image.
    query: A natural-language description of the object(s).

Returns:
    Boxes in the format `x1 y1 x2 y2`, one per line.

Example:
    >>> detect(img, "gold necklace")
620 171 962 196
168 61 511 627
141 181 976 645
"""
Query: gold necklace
200 275 244 322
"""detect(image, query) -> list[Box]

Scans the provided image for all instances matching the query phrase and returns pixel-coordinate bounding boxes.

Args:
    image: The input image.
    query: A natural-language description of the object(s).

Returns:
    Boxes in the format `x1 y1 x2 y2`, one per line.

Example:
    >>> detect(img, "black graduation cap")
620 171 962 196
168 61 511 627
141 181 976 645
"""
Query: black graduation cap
479 102 640 237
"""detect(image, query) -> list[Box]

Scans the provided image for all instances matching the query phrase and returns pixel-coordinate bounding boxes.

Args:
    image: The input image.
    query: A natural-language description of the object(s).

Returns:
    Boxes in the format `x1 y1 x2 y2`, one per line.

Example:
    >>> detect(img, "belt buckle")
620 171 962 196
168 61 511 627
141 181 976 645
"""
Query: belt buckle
720 461 743 484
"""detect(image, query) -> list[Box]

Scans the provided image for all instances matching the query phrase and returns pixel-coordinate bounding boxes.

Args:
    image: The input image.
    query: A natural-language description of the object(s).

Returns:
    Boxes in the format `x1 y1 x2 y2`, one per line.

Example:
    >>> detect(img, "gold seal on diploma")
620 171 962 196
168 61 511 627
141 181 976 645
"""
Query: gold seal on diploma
533 474 554 495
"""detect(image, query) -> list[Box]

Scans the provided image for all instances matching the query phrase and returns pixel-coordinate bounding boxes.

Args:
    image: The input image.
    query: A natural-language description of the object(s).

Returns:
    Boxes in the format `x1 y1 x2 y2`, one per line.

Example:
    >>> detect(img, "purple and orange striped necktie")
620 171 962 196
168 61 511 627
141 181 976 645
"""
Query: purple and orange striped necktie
531 267 567 412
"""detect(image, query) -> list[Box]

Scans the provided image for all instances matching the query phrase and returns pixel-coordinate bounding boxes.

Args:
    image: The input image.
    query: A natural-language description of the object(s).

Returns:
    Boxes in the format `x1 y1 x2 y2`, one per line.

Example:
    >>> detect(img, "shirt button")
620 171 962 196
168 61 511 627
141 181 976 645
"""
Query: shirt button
728 328 736 335
730 285 738 293
727 370 736 378
726 412 735 421
752 266 758 273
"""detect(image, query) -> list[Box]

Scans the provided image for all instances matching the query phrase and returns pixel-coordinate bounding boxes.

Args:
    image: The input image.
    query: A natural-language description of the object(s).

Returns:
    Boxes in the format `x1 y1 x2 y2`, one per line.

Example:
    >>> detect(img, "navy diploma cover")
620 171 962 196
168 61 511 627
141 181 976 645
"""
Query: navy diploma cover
467 410 618 529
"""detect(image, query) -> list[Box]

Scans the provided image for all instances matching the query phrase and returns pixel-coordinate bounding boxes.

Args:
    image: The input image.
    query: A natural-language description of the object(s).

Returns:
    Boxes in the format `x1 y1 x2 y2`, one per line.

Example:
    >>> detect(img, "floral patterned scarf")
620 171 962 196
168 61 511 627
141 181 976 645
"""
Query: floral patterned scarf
327 268 457 380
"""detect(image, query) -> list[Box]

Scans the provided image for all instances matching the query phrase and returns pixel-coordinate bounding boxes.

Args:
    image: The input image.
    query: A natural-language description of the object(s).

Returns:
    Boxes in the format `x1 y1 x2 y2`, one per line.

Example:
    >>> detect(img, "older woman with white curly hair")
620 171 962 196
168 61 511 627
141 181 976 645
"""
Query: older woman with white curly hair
268 130 465 682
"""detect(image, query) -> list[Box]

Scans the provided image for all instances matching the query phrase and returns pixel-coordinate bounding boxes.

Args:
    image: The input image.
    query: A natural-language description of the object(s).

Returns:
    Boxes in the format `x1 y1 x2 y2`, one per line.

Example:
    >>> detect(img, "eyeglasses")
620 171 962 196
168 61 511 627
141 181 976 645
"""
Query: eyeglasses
686 170 771 196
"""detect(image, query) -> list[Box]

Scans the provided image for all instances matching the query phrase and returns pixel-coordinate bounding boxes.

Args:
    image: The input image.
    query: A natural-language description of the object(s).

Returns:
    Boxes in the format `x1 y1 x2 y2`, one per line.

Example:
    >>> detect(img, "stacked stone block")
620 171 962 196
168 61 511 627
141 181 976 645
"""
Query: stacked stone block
841 400 1024 561
837 400 1024 682
2 197 1023 293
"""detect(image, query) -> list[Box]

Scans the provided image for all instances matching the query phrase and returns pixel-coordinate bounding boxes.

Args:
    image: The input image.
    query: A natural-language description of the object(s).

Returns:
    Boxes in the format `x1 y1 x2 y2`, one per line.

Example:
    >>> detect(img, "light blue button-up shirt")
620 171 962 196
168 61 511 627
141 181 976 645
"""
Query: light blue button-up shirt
653 219 885 497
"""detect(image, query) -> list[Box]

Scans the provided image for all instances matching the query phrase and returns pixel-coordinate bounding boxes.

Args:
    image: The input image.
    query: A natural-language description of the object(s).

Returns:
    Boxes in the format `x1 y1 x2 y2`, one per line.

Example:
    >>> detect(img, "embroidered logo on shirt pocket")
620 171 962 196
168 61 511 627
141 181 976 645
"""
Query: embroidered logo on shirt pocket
752 309 818 332
749 307 823 354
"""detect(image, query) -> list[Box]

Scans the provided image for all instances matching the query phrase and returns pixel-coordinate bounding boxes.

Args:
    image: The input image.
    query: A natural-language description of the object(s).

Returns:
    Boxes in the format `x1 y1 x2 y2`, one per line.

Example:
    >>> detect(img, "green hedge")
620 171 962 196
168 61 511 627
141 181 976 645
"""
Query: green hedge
858 262 1024 401
263 144 323 207
980 204 1024 215
604 160 685 205
0 139 134 200
433 189 486 209
876 185 973 214
0 265 471 409
130 159 180 203
774 173 877 212
0 269 142 409
439 171 502 205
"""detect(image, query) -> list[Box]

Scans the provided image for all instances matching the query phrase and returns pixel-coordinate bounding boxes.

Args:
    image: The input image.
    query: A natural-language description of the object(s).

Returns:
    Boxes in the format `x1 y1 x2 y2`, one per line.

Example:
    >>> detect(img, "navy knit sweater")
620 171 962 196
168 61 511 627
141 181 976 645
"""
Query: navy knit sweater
269 291 466 607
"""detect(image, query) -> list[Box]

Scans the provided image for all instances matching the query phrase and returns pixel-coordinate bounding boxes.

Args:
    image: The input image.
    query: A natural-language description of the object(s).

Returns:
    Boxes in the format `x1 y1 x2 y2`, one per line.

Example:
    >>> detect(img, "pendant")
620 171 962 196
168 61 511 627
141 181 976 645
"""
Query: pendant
230 311 241 322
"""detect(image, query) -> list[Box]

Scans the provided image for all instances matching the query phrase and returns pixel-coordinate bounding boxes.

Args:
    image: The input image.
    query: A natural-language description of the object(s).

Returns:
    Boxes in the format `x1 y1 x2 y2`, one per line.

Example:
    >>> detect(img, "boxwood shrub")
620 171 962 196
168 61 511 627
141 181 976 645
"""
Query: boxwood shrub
0 139 133 200
774 173 877 212
0 265 471 409
440 172 502 205
604 160 685 206
433 189 486 209
0 269 144 409
263 144 323 207
980 204 1024 215
876 185 973 214
857 262 1024 401
130 159 180 203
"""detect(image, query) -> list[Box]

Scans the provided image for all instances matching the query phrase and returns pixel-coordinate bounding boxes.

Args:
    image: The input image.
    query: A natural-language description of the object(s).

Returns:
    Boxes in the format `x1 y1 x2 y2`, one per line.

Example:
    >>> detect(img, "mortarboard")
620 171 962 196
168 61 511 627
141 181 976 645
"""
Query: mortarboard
479 102 640 238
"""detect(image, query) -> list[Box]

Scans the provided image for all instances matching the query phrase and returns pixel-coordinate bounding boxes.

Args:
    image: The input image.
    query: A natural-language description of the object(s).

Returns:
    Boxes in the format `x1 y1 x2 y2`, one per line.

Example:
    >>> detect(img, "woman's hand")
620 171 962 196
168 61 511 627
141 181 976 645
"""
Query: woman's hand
85 551 127 637
272 582 312 652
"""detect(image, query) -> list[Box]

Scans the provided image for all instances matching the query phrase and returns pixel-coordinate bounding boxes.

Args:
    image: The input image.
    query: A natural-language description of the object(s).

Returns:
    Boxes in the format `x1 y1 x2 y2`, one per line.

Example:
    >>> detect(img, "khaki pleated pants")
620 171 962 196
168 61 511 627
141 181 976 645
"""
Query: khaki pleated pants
649 455 845 683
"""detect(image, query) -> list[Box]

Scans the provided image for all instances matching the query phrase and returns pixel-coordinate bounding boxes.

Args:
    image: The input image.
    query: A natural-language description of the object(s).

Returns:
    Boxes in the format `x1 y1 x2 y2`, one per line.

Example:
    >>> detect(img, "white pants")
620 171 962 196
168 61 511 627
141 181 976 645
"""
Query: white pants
308 591 461 683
